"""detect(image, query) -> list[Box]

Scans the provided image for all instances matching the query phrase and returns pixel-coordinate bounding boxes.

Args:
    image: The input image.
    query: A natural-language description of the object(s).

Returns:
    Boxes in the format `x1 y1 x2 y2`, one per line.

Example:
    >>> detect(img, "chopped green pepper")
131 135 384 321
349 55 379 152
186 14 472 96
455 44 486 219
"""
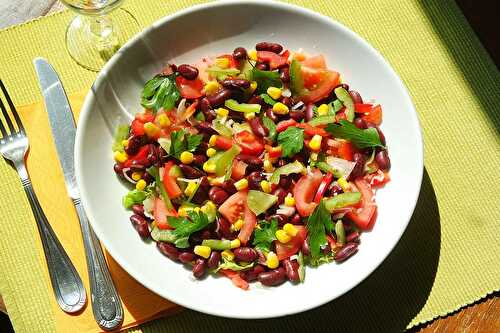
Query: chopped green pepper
247 190 278 216
323 192 362 212
308 115 336 127
334 87 355 122
212 119 233 137
316 161 343 179
206 66 240 80
147 166 174 210
269 160 306 184
201 239 232 250
290 59 305 95
224 99 261 114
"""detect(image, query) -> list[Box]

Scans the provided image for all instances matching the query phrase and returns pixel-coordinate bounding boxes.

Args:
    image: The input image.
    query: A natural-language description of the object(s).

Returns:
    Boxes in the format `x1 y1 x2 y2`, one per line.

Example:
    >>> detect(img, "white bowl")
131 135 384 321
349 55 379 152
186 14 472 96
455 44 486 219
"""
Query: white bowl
75 0 423 319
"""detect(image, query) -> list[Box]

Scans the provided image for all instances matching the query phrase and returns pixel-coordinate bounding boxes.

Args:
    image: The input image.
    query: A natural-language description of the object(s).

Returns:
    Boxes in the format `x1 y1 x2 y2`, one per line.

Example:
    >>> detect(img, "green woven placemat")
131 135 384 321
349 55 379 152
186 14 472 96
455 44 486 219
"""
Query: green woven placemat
0 0 498 332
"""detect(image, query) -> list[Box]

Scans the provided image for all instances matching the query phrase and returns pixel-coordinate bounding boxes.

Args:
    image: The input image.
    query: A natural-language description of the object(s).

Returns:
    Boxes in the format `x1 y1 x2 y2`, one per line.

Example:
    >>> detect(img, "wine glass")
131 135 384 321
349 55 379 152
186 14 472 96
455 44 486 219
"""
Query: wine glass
61 0 140 71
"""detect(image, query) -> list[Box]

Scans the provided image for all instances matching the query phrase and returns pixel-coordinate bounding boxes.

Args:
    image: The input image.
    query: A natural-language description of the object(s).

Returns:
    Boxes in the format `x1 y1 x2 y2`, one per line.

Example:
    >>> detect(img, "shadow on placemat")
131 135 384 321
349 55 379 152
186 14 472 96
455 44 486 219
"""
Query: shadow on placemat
130 168 440 333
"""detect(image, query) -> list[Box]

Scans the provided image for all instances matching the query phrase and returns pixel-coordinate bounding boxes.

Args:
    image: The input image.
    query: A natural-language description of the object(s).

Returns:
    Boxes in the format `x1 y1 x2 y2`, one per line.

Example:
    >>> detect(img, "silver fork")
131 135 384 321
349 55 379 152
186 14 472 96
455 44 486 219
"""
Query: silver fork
0 80 86 313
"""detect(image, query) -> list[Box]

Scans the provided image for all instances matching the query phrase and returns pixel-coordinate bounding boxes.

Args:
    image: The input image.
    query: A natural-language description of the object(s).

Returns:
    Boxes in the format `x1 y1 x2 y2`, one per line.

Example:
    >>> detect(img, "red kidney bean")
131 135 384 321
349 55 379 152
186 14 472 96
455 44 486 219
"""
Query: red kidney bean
255 62 269 71
265 108 278 122
146 144 159 165
199 98 216 121
215 217 235 239
258 267 286 286
283 259 300 282
289 110 304 122
233 247 258 262
240 264 265 282
113 163 124 176
142 171 154 184
280 97 293 108
329 183 343 196
192 154 207 168
168 63 177 72
130 214 150 239
192 258 207 279
279 67 290 83
305 103 315 121
178 64 199 80
124 135 144 156
301 240 310 256
207 251 221 269
277 159 287 167
157 242 179 261
178 252 195 264
247 171 264 190
267 214 287 226
232 47 247 60
132 204 145 217
375 149 391 170
279 175 292 189
195 121 218 136
346 231 360 243
349 152 365 180
221 179 237 194
179 164 205 179
321 243 332 255
334 242 358 262
221 78 250 90
349 90 363 104
290 213 302 225
228 110 246 121
249 117 268 137
272 187 287 206
248 95 265 106
354 117 367 129
256 42 283 54
208 187 229 205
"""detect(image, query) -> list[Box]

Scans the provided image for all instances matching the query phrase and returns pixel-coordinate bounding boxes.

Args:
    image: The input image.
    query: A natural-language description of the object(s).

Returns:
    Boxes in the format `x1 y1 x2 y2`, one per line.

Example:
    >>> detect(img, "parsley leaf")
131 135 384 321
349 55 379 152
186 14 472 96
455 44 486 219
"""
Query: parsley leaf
252 219 278 252
326 120 384 149
277 127 304 158
306 200 332 263
141 74 180 113
151 211 211 248
260 93 277 106
214 257 254 273
169 129 203 159
262 116 277 141
251 68 282 94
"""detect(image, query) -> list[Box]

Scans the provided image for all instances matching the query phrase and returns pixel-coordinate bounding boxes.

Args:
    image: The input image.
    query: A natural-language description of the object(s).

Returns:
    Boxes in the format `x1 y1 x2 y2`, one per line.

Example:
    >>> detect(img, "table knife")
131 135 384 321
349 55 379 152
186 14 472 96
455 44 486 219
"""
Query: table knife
34 58 123 331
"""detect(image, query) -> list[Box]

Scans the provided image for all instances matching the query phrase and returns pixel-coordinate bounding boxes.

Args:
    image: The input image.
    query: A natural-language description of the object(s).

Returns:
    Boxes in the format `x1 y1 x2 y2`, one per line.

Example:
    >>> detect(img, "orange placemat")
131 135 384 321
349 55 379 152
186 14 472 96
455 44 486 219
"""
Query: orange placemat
17 91 181 333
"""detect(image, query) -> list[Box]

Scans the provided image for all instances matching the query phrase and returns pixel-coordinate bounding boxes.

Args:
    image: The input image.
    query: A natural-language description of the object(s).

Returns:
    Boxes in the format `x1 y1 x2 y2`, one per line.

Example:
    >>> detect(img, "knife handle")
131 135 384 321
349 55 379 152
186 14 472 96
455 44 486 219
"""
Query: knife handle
20 175 86 313
74 198 123 331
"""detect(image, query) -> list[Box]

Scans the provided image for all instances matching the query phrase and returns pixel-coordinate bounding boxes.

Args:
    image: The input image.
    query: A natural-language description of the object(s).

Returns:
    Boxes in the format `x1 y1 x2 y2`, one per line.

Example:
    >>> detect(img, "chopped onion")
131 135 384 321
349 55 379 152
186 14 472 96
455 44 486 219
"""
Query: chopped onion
326 156 356 179
276 205 295 217
282 88 292 98
177 177 201 184
143 196 155 218
291 101 304 110
159 167 165 181
121 168 136 184
175 98 187 121
326 139 341 148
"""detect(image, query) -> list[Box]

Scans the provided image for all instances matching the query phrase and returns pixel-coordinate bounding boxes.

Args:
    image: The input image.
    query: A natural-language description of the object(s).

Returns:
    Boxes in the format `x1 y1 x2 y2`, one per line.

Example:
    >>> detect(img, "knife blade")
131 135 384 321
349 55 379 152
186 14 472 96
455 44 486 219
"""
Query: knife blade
34 58 124 331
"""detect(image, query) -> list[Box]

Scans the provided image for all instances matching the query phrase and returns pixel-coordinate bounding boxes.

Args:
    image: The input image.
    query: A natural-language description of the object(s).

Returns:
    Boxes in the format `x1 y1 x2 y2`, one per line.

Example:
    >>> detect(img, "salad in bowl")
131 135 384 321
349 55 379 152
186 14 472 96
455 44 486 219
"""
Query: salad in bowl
111 41 391 290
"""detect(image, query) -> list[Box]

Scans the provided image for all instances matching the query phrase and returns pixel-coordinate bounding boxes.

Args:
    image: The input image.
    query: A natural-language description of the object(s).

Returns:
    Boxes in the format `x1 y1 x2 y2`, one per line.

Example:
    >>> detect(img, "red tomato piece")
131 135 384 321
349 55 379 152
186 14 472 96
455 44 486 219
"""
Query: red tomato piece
301 71 340 104
296 123 329 137
219 269 249 290
135 112 155 123
218 54 239 68
276 119 298 133
346 178 377 230
293 169 323 217
265 145 282 158
238 203 257 245
354 103 373 113
276 226 307 260
215 135 233 150
218 191 247 224
123 145 150 167
301 55 327 69
162 161 182 199
131 119 145 136
338 141 354 161
233 131 264 156
231 160 247 180
335 109 348 122
154 197 176 230
313 173 333 203
256 51 288 70
175 76 204 99
361 104 382 125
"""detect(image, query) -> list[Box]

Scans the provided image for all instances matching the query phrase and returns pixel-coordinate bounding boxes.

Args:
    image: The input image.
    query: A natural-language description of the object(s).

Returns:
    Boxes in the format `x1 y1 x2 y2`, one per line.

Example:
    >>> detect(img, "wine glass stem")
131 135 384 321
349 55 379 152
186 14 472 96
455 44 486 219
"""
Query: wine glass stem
87 15 120 60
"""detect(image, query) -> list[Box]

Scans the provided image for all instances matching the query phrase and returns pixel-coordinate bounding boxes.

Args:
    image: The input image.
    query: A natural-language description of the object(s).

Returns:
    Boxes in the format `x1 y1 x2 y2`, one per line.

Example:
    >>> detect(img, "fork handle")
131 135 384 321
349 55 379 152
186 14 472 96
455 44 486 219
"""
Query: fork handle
20 177 86 313
74 198 123 331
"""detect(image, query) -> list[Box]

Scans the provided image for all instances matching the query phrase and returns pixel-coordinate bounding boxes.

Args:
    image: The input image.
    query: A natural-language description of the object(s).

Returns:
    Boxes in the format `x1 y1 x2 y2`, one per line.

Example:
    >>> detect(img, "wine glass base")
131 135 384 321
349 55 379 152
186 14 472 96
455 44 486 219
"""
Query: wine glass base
65 8 140 71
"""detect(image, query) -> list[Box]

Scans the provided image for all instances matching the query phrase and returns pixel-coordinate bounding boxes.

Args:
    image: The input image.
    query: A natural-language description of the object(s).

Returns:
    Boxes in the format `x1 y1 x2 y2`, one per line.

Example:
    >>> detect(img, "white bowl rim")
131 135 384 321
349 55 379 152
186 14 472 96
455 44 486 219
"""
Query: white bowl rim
75 0 424 319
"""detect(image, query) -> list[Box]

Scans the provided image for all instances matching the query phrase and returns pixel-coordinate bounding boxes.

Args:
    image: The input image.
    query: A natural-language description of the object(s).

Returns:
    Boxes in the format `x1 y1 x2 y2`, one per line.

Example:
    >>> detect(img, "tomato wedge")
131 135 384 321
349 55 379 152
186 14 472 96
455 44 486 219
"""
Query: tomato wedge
218 191 247 224
301 71 340 104
301 55 327 69
131 119 145 136
276 119 298 133
154 197 177 230
354 103 373 113
219 269 249 290
135 112 155 123
123 145 150 167
256 51 288 70
214 136 233 150
338 141 354 161
233 131 264 156
176 76 204 99
162 161 182 199
293 169 323 216
361 104 382 125
346 178 377 230
313 173 333 203
238 203 257 245
231 160 247 180
276 225 307 260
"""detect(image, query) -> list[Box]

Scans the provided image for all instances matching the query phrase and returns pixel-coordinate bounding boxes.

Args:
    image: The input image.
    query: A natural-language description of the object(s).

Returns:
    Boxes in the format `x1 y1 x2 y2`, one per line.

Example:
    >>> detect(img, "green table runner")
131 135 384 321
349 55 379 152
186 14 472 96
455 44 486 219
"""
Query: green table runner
0 0 498 332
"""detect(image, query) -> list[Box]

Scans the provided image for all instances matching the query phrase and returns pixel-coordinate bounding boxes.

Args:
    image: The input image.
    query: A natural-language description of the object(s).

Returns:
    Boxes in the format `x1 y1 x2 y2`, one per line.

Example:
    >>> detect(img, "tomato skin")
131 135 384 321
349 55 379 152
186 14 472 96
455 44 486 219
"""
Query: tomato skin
154 197 177 230
296 123 329 137
123 145 150 167
354 103 373 113
219 269 249 290
238 204 257 245
338 141 354 161
361 104 382 125
346 178 377 230
301 71 340 104
302 67 323 89
162 161 182 199
265 145 282 158
293 169 323 217
131 119 145 136
276 119 298 133
231 160 247 180
256 51 288 69
176 76 204 99
214 136 233 150
313 173 333 203
218 191 247 224
233 131 264 156
135 112 155 123
276 226 307 260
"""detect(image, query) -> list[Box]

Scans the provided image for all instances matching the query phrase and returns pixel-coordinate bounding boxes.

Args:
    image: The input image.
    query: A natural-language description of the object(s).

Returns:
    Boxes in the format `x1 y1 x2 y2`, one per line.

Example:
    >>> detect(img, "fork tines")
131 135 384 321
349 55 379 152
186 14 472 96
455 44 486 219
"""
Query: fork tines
0 80 25 140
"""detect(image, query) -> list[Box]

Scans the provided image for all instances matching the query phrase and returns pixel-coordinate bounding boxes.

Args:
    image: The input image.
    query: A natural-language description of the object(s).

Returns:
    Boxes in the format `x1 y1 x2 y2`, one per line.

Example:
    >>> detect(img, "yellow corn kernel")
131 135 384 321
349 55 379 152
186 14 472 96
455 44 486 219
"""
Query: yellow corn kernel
203 81 221 95
283 223 298 237
143 122 160 138
338 177 350 191
135 179 147 191
310 152 318 161
234 179 249 191
266 251 279 269
194 207 201 213
250 81 258 93
221 249 235 261
266 87 282 100
209 134 218 146
201 201 216 215
184 182 198 197
121 139 129 148
231 219 244 232
194 245 211 259
284 195 295 207
180 151 194 164
309 134 322 151
113 151 128 163
215 57 230 69
248 50 257 61
157 113 171 128
206 147 217 157
260 180 272 194
216 108 229 118
230 238 241 249
275 229 292 243
244 112 256 120
272 102 289 115
131 171 142 181
203 161 216 173
317 104 329 116
263 159 274 172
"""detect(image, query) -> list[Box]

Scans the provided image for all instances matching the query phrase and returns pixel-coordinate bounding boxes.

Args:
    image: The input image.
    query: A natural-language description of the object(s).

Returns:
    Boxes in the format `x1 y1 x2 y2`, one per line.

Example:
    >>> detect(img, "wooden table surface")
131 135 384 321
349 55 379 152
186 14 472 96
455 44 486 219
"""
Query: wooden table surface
0 1 498 332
